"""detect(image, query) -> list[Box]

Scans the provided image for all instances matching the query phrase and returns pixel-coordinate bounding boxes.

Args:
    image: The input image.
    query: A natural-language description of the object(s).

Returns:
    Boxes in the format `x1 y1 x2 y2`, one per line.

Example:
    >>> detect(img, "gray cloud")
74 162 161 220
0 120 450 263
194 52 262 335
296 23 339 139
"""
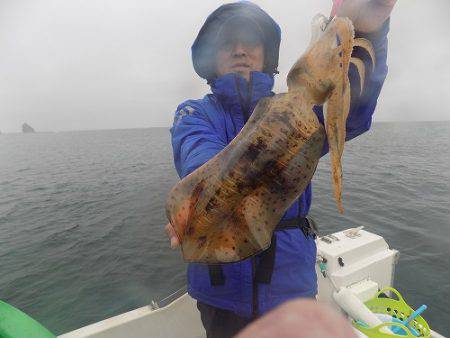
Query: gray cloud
0 0 449 133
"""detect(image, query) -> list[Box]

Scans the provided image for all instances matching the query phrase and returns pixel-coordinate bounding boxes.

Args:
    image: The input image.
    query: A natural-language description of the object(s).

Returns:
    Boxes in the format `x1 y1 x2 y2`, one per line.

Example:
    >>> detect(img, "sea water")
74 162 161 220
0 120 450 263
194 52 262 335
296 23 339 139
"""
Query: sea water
0 122 449 335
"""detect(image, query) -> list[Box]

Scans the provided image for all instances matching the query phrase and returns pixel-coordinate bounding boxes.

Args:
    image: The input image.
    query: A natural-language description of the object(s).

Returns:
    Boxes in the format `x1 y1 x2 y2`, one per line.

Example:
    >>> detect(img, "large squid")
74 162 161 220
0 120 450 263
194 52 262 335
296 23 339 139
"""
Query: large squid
166 14 375 264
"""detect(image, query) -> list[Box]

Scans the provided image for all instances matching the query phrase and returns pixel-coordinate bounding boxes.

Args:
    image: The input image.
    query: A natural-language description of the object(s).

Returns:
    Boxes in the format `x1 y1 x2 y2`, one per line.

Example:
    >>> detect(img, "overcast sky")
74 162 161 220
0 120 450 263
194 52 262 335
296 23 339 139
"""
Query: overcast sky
0 0 449 133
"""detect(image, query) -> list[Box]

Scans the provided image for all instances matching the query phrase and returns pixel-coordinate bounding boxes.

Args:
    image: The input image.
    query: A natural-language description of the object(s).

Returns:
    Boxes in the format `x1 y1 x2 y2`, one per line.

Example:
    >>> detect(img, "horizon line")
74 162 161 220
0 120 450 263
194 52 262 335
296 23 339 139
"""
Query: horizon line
1 119 449 134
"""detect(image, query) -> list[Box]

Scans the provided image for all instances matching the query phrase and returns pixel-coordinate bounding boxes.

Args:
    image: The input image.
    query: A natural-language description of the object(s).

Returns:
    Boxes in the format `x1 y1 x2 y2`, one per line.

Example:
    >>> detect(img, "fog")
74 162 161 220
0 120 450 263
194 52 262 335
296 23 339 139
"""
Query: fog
0 0 449 133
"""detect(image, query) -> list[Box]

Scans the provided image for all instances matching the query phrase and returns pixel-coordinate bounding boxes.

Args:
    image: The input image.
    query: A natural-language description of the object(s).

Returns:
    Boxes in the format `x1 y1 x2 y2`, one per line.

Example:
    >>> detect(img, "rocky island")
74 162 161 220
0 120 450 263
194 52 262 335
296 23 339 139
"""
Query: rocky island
22 123 35 133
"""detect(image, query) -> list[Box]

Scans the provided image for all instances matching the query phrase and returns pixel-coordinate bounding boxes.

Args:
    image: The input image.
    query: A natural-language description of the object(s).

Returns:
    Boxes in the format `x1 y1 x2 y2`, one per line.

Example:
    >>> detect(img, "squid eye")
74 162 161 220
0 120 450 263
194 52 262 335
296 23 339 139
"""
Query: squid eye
320 18 331 31
336 34 341 46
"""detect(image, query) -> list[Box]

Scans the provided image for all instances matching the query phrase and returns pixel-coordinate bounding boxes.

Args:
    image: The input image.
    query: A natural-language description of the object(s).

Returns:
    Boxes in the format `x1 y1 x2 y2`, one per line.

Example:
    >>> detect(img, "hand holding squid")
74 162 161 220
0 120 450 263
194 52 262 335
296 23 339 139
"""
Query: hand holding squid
334 0 397 33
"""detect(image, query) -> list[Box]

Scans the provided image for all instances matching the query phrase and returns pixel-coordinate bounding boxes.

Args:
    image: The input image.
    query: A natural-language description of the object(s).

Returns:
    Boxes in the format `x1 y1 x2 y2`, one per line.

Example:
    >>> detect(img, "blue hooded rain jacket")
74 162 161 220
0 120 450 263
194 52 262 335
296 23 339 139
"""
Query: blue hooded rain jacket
170 3 390 318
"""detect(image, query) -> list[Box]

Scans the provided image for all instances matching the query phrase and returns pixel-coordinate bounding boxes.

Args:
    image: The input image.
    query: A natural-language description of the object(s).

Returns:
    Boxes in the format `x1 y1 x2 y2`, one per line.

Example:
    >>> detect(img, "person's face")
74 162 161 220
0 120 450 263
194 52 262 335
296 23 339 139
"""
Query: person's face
216 40 264 81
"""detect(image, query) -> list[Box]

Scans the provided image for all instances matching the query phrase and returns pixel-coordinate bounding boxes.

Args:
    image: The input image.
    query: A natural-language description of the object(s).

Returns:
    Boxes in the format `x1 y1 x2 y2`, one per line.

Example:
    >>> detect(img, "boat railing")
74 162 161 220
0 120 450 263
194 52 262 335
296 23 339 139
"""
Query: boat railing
150 285 188 310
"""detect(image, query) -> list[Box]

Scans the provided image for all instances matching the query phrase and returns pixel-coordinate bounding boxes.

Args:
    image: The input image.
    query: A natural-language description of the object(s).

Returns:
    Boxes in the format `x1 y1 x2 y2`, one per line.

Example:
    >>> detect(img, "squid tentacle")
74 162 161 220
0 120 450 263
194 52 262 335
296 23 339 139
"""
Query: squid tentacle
350 57 366 95
353 38 376 72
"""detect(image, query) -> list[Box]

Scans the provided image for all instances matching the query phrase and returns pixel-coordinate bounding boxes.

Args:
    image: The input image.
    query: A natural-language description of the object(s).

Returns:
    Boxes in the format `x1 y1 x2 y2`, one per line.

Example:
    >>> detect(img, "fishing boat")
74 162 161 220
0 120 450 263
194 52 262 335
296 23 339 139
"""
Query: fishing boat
1 228 447 338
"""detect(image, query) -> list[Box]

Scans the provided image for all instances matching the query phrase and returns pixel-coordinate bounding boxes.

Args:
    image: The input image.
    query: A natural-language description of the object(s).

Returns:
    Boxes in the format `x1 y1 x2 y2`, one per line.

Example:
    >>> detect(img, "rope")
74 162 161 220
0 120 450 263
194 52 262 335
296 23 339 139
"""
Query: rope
154 285 187 306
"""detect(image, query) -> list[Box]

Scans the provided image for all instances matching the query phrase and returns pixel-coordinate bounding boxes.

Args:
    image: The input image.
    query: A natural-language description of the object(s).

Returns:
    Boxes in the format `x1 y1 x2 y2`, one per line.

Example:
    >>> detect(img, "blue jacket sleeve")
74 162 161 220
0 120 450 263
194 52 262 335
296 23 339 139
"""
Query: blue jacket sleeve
315 19 390 156
170 102 227 179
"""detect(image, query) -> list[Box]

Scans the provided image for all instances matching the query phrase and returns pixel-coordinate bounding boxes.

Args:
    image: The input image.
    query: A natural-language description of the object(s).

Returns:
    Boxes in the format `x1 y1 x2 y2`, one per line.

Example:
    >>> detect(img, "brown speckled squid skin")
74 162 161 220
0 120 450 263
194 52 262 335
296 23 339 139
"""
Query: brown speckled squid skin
166 15 375 264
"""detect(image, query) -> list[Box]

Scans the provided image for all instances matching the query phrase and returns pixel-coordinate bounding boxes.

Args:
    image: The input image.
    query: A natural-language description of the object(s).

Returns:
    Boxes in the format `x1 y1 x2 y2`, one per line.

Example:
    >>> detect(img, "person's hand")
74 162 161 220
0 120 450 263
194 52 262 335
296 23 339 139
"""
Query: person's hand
165 222 180 249
335 0 398 33
234 299 358 338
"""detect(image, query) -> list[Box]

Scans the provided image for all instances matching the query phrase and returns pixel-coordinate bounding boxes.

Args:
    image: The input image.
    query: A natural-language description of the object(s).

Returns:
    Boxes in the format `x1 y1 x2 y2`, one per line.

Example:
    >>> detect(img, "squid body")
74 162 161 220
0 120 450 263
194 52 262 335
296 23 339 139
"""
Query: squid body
166 15 375 264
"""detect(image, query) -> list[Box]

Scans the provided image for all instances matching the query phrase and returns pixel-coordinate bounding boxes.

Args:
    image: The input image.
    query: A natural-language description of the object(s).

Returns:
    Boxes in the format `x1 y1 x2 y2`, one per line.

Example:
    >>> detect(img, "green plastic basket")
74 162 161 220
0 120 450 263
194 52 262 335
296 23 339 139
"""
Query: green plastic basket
352 287 431 338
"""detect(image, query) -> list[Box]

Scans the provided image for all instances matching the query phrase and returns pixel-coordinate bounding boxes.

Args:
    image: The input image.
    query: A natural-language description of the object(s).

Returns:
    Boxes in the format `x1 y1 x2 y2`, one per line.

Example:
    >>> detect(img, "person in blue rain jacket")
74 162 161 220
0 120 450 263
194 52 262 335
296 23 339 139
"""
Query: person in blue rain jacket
165 1 396 337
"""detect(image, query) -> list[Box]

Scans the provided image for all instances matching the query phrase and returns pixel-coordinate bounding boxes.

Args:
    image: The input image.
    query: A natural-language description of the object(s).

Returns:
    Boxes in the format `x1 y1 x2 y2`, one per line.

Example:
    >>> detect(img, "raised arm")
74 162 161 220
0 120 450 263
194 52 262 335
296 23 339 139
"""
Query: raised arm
316 0 397 155
316 18 390 156
171 102 227 178
166 102 227 248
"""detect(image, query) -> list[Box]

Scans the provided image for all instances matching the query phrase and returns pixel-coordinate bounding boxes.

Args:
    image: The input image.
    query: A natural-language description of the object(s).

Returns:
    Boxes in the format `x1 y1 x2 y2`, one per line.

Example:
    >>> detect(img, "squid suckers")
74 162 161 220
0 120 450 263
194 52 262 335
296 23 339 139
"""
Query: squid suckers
166 15 375 264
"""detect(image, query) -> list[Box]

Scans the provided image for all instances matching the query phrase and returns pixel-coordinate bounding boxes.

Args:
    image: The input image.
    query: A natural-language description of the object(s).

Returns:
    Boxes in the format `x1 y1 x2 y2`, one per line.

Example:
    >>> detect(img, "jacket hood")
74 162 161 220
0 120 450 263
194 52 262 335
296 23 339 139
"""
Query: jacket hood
192 1 281 81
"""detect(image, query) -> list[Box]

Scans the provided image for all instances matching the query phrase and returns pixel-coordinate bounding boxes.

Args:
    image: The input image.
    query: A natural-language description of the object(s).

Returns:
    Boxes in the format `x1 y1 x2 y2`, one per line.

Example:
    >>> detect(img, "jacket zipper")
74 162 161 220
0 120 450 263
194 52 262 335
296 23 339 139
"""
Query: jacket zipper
252 257 258 318
235 74 254 123
235 74 258 317
245 74 253 122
